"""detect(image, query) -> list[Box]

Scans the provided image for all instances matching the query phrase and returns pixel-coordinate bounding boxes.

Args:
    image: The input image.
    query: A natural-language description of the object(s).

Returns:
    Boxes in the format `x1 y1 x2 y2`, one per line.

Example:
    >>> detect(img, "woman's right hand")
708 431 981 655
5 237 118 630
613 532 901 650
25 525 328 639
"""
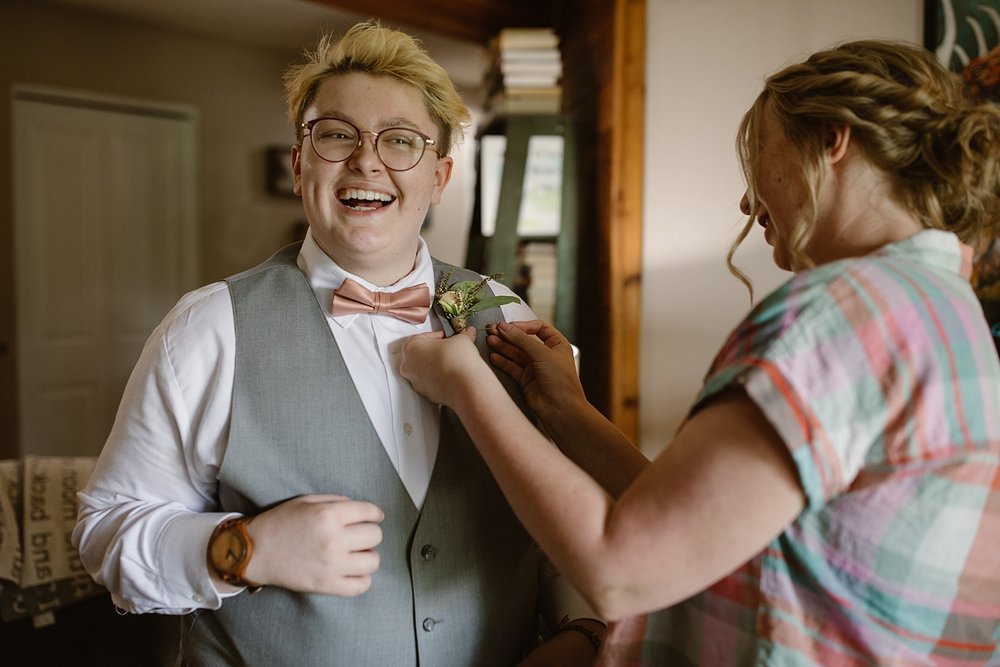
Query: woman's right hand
486 320 587 423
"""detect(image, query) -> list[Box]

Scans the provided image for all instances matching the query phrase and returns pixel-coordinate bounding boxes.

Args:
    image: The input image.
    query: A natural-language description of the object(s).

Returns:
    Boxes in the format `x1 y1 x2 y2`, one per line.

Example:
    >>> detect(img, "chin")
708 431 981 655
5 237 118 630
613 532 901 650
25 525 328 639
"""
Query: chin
772 249 793 272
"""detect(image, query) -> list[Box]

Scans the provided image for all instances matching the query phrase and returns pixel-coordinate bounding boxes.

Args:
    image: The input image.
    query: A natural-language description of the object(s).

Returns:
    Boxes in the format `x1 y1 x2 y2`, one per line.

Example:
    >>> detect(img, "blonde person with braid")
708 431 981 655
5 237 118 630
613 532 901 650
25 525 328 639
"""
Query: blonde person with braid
400 40 1000 665
73 21 602 666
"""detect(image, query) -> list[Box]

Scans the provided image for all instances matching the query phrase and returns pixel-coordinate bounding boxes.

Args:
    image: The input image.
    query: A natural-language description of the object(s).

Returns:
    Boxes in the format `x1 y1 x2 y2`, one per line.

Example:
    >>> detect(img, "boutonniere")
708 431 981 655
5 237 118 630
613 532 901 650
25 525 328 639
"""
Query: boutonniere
435 269 521 333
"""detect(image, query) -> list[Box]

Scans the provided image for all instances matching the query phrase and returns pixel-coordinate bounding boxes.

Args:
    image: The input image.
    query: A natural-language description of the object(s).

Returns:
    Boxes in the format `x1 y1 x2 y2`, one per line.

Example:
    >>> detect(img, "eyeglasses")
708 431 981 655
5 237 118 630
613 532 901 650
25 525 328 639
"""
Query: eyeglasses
300 117 440 172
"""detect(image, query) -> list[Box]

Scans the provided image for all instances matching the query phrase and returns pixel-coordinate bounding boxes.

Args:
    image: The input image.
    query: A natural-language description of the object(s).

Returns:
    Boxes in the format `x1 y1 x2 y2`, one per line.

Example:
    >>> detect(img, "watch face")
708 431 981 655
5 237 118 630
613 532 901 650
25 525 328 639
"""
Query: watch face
211 524 248 575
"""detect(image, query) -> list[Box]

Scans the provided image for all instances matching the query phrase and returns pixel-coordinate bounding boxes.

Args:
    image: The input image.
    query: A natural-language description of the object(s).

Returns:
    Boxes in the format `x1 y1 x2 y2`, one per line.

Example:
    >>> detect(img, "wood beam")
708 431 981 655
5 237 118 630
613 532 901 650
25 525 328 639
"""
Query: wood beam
305 0 555 44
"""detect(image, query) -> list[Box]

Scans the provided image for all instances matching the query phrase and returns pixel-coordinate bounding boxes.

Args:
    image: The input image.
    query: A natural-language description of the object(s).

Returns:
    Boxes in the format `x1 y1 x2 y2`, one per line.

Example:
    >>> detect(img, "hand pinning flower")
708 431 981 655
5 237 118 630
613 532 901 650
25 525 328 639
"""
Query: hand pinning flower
435 269 521 333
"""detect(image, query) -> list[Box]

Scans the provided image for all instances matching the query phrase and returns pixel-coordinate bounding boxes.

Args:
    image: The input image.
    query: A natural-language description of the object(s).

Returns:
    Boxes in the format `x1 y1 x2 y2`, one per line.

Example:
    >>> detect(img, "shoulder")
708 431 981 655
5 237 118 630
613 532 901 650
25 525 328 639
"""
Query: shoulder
118 282 235 403
709 248 964 377
697 255 914 414
429 257 519 297
228 243 303 284
430 256 535 320
695 250 989 499
155 282 234 356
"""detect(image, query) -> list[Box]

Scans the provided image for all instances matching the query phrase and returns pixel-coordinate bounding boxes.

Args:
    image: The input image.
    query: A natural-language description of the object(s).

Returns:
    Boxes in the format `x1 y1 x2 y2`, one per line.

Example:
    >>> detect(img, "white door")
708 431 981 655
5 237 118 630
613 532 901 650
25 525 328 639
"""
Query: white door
12 88 197 457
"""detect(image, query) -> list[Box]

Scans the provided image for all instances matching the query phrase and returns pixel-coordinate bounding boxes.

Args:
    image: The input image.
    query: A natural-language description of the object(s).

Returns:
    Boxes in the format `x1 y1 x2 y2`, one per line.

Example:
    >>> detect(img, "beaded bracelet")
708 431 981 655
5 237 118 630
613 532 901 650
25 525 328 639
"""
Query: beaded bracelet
554 622 603 653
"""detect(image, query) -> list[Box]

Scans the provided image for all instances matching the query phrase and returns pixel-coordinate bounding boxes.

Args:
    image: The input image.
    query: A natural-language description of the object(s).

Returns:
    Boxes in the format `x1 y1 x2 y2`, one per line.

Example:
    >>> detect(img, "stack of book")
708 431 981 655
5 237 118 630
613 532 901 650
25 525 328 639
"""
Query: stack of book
519 241 559 325
483 27 562 117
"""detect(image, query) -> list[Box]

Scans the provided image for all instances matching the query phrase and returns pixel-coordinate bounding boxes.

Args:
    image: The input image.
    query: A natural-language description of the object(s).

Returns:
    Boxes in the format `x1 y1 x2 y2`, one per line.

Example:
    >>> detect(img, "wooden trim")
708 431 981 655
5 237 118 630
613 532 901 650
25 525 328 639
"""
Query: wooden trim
607 0 644 440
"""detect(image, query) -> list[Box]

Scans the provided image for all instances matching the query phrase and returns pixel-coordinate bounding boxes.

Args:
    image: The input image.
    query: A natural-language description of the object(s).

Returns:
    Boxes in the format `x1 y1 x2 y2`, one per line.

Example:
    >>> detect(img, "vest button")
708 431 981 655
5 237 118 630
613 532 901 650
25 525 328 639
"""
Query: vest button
422 617 437 632
420 544 437 560
403 422 414 436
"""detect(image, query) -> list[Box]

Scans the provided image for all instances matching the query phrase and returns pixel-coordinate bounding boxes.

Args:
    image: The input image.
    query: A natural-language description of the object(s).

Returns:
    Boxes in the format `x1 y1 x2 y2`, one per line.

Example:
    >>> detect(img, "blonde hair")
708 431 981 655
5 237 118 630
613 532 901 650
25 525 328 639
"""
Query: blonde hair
730 39 1000 293
283 20 471 155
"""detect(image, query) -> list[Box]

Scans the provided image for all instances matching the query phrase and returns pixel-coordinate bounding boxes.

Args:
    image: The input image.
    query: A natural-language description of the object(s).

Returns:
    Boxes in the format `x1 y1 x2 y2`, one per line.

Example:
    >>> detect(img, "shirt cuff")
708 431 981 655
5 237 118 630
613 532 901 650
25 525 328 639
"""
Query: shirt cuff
540 570 604 630
157 511 241 609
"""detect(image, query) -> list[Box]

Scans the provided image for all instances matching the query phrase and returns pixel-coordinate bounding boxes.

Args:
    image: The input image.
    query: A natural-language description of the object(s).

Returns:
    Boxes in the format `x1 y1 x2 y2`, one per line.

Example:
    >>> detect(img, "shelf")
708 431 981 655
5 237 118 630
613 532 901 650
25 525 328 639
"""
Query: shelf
466 113 578 339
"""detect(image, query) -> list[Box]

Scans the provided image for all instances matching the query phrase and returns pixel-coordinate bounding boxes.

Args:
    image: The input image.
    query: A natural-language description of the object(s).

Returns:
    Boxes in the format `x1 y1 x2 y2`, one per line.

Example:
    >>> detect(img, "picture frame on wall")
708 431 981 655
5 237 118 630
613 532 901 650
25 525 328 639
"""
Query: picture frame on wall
266 145 297 197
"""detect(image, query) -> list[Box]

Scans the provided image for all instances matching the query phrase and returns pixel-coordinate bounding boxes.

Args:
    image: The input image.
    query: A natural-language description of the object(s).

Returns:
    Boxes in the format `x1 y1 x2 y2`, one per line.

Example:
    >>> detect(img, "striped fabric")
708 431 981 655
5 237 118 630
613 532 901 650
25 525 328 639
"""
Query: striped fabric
599 230 1000 666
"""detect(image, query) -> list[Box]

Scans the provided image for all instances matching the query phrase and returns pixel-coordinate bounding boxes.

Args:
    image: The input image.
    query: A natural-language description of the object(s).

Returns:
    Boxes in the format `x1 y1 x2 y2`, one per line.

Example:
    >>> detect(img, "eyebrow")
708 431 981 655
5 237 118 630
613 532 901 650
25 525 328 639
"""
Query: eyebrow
311 112 422 131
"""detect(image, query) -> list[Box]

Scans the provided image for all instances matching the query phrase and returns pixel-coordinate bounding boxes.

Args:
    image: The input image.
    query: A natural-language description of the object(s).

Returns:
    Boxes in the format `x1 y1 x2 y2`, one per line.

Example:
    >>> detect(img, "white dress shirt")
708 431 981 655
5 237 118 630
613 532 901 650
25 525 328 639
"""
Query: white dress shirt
72 232 544 614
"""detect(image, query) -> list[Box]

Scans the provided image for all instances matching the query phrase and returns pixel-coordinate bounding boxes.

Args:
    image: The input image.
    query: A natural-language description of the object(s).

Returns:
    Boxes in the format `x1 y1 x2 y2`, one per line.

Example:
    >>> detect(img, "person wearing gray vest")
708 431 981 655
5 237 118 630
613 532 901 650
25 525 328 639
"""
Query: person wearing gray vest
73 19 605 667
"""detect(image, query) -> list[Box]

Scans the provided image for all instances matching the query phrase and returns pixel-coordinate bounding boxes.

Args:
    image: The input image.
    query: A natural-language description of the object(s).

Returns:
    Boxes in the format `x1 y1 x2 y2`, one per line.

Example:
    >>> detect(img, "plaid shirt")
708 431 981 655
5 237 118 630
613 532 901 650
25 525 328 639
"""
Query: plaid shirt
599 230 1000 666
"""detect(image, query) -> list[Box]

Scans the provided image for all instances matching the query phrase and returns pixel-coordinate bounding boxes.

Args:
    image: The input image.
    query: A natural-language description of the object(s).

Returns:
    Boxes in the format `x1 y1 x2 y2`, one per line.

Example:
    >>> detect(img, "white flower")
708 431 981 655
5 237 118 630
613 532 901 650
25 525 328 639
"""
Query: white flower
437 290 462 317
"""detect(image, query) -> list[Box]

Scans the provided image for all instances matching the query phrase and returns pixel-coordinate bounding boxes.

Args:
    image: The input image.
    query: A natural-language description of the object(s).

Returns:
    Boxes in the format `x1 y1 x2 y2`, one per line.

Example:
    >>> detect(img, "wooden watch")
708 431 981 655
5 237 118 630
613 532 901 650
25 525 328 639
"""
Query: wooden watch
208 516 262 589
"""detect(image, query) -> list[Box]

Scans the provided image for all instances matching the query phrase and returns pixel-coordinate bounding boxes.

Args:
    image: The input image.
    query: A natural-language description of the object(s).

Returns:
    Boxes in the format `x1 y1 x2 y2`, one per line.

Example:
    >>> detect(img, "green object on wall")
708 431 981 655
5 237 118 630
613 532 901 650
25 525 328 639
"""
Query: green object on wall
925 0 1000 72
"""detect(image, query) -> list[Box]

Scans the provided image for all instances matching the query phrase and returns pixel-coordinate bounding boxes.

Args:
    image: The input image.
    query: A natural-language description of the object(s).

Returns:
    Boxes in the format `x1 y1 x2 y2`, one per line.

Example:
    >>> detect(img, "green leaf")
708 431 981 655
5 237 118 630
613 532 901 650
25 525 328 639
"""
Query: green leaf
448 280 482 294
467 295 521 314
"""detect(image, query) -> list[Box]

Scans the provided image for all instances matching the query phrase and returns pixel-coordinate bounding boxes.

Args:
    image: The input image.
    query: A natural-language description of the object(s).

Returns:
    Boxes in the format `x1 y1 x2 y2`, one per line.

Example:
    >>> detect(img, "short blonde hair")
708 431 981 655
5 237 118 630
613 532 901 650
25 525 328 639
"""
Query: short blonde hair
284 20 471 155
730 40 1000 291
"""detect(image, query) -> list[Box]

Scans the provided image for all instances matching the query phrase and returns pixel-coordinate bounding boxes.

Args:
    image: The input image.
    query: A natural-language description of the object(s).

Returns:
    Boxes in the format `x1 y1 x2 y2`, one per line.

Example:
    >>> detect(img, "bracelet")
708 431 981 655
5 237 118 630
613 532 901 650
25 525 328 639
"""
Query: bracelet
554 622 603 653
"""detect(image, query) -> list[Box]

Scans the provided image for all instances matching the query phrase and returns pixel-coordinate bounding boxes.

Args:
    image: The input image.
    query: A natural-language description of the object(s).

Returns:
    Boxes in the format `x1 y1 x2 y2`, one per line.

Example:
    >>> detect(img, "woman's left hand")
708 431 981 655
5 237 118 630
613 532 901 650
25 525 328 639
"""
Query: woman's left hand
400 326 487 406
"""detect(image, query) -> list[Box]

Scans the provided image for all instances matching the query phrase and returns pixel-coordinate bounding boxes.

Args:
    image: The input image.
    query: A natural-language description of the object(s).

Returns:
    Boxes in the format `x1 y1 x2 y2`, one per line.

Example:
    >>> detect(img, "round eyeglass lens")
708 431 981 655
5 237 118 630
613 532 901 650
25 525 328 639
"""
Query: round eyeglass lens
376 128 427 170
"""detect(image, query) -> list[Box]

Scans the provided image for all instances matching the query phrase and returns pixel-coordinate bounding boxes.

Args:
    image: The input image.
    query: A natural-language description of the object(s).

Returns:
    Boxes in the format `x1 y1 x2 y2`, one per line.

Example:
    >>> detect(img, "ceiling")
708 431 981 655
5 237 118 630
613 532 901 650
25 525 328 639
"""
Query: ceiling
27 0 554 93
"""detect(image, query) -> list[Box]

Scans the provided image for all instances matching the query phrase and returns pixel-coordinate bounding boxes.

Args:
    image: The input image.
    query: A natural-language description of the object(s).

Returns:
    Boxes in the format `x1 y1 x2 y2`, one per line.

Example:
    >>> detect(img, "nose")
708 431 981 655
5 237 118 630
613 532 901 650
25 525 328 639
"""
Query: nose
739 192 751 215
348 132 383 171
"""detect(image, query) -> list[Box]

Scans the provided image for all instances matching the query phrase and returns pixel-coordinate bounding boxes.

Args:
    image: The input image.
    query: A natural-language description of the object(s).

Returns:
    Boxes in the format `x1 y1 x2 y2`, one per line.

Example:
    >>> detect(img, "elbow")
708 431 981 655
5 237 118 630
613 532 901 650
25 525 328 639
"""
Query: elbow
577 561 687 622
576 569 646 623
583 585 637 623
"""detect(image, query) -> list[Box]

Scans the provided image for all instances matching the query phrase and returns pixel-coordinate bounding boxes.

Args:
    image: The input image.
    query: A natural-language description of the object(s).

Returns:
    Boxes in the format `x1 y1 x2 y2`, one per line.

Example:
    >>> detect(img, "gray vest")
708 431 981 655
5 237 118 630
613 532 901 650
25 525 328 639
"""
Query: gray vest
180 244 540 666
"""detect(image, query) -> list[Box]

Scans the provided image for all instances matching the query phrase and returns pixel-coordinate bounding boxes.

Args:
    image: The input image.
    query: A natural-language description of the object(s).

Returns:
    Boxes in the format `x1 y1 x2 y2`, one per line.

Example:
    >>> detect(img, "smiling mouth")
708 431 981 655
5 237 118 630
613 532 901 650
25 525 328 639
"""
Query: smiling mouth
338 188 396 211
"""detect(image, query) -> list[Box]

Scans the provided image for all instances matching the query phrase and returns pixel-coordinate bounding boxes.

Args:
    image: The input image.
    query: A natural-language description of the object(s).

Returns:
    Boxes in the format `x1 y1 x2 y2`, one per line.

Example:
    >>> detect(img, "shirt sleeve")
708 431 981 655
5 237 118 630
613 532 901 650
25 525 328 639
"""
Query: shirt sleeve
717 272 924 508
495 280 537 322
537 554 604 630
72 283 240 614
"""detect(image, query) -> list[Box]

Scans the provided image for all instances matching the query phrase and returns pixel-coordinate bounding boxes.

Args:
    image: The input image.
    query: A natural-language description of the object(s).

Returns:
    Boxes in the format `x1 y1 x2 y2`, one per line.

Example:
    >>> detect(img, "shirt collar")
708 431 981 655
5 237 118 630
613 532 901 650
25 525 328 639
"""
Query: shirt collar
296 229 436 328
878 229 973 280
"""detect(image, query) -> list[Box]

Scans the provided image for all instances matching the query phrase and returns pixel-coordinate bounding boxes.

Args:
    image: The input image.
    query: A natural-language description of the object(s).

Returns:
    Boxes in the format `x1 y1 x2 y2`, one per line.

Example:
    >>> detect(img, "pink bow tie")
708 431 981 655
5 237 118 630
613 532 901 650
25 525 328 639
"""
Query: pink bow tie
330 278 431 325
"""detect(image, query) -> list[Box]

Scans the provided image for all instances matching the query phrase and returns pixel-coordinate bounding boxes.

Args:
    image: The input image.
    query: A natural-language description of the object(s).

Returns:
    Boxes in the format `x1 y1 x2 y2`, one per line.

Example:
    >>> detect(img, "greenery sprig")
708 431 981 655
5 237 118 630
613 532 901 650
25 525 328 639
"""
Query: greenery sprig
435 269 521 333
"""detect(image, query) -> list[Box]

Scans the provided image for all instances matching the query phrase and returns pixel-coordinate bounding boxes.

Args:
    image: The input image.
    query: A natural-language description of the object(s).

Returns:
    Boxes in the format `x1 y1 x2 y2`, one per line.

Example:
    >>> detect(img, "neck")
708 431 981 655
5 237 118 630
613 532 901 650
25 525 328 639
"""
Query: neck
809 154 922 265
314 237 420 287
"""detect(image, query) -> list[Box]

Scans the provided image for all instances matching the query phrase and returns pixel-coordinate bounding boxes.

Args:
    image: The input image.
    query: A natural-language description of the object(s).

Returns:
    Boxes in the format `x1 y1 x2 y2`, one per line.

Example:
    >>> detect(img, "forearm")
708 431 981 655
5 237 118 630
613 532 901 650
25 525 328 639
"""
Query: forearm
74 493 230 613
451 374 619 611
72 350 231 613
448 352 806 621
485 319 648 496
538 398 649 498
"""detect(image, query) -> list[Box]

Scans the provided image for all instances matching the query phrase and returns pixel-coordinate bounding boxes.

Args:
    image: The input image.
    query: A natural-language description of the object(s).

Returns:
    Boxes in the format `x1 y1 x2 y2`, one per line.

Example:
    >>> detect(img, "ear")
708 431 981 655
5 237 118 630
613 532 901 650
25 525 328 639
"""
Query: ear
291 144 303 197
429 155 454 206
825 125 851 165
